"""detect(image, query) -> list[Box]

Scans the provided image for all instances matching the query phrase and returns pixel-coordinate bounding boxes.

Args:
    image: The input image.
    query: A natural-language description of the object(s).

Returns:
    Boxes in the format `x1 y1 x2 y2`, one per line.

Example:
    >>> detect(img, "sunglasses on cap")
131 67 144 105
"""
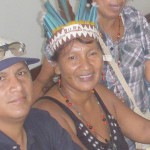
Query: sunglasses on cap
0 42 25 60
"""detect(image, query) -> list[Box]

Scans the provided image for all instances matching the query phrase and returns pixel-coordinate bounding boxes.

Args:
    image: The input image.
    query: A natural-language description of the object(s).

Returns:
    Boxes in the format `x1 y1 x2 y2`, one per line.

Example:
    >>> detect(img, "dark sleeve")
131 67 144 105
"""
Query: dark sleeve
44 110 82 150
27 109 82 150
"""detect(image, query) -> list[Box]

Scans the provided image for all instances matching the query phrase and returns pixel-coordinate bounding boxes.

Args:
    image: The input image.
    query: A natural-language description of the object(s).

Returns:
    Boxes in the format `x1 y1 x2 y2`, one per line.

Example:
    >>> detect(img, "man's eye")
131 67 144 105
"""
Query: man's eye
18 71 26 76
0 76 5 81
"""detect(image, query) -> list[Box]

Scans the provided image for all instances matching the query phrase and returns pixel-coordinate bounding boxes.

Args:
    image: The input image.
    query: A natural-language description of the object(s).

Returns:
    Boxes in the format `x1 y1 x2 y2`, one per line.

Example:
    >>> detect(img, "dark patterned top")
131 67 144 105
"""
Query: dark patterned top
39 91 128 150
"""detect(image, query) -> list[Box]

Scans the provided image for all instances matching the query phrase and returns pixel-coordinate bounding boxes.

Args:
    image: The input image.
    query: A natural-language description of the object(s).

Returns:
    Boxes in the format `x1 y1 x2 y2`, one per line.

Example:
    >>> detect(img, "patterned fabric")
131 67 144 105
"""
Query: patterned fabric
39 91 128 150
101 6 150 150
102 6 150 113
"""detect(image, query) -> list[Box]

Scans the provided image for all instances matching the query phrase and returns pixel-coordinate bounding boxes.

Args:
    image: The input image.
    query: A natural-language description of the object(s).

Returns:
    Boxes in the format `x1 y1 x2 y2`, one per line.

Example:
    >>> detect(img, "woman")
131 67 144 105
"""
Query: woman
33 1 150 149
34 37 150 150
95 0 150 149
95 0 150 116
34 0 150 149
33 0 150 112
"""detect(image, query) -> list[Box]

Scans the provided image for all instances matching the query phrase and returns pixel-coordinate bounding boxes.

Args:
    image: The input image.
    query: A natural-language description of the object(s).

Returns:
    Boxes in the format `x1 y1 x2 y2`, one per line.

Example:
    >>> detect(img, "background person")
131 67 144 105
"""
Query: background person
93 0 150 149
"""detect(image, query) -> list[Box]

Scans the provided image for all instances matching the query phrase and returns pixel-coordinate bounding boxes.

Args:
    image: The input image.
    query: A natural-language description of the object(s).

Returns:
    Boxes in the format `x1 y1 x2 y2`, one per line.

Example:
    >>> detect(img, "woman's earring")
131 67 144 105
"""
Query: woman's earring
102 71 105 81
58 75 61 88
86 0 92 7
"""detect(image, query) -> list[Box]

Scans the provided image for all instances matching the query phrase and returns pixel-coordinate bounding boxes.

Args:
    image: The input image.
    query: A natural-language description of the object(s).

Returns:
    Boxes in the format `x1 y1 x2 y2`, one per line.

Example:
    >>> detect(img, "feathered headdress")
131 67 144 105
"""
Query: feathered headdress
42 0 111 62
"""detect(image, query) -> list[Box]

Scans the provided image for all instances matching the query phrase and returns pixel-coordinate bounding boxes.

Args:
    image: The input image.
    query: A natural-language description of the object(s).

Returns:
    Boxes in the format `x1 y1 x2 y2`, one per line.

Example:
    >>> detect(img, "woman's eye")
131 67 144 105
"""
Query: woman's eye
91 52 97 55
68 56 77 60
90 51 98 56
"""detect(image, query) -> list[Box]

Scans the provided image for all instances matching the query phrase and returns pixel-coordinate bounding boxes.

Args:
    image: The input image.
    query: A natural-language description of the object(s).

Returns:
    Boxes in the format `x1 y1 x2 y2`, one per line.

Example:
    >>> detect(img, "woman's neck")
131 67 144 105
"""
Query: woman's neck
58 83 94 106
99 15 124 42
99 17 117 30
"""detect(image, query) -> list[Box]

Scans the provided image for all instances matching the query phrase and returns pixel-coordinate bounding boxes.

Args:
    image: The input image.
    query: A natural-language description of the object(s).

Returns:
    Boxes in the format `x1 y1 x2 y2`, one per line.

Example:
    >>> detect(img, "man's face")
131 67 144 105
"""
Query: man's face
0 62 33 122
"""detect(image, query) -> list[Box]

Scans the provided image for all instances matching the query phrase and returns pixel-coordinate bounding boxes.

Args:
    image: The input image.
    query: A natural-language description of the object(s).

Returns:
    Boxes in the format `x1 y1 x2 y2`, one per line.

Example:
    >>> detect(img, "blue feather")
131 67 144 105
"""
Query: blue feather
75 0 87 21
57 0 72 21
88 5 97 23
45 1 66 25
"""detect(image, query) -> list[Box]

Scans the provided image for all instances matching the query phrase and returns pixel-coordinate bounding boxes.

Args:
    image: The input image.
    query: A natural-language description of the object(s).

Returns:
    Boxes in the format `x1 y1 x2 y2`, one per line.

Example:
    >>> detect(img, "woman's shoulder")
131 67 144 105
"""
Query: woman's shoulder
95 83 117 97
122 6 139 15
34 85 59 108
33 90 77 136
33 87 73 121
122 6 145 20
122 6 147 27
33 96 64 115
95 84 118 116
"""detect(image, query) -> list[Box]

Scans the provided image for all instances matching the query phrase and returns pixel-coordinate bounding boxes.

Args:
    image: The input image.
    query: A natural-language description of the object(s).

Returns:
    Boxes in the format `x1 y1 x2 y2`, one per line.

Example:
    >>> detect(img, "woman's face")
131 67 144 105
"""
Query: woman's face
55 39 103 92
94 0 127 19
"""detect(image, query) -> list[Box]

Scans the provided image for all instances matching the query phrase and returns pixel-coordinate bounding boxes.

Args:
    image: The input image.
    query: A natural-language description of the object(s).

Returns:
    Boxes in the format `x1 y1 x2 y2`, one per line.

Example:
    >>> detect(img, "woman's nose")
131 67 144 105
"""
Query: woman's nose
80 57 91 70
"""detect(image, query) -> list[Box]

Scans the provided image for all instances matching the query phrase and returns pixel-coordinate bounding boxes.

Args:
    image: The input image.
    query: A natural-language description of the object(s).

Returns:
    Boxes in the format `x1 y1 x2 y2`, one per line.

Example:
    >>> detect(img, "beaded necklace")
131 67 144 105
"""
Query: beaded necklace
101 15 123 99
111 15 123 98
117 15 121 67
101 15 122 80
58 84 117 149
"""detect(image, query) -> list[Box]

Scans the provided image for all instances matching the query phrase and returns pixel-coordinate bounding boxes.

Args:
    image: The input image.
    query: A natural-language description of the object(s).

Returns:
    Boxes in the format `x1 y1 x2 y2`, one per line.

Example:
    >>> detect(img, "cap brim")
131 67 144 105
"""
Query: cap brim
0 57 40 71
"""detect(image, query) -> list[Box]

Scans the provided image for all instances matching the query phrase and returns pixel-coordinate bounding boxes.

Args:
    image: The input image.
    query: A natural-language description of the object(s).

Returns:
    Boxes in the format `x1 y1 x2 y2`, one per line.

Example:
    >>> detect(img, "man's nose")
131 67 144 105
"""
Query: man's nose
9 76 23 92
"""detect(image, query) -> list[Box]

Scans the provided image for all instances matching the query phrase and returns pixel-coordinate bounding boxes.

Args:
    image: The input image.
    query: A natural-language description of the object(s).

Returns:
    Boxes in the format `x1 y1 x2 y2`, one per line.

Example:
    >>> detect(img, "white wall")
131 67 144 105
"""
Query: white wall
0 0 150 68
127 0 150 15
0 0 43 68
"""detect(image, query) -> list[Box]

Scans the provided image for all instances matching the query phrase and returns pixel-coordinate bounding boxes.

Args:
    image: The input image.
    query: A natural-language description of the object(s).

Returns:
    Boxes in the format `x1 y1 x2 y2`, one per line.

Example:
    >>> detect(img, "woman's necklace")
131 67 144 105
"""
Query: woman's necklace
102 15 122 88
57 84 117 149
100 15 122 66
117 15 121 66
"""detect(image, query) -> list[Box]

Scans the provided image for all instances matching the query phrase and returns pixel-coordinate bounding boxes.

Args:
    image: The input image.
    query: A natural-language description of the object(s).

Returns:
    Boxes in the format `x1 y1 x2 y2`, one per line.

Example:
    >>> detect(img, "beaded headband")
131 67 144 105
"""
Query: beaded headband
42 0 111 62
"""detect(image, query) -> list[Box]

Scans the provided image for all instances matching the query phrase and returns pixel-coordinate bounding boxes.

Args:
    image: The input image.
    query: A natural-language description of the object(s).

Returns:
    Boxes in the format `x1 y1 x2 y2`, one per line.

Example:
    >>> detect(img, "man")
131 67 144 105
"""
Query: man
0 37 82 150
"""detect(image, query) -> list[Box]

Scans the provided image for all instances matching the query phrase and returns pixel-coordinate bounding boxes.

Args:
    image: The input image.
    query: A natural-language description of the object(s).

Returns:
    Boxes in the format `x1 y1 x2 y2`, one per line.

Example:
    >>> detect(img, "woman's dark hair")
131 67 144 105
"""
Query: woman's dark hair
51 36 102 62
87 0 92 4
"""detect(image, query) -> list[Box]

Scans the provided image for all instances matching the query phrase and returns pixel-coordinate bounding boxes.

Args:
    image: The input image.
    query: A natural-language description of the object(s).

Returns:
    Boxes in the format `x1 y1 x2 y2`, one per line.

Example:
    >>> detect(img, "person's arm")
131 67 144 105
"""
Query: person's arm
142 15 150 83
145 60 150 82
96 84 150 144
113 95 150 144
33 56 55 101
